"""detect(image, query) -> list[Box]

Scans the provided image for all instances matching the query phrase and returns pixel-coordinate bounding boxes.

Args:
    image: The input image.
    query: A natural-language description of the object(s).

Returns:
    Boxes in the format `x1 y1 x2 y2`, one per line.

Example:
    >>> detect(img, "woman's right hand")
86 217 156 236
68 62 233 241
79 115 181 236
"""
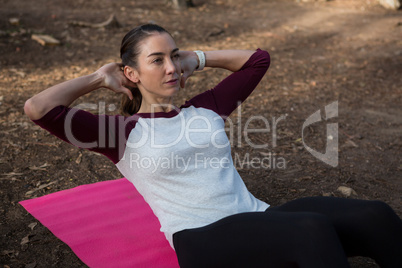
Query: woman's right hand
95 63 136 100
179 51 199 88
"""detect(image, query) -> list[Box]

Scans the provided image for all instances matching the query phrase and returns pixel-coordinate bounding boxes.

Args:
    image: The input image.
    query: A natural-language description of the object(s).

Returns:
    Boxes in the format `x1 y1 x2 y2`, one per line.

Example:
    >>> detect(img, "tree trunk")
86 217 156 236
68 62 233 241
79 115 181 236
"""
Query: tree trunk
379 0 401 9
171 0 195 9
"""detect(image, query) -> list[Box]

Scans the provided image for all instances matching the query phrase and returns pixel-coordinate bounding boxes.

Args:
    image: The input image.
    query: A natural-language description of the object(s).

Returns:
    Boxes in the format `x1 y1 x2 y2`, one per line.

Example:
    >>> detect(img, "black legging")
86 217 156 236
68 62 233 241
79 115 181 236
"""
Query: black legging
173 197 402 268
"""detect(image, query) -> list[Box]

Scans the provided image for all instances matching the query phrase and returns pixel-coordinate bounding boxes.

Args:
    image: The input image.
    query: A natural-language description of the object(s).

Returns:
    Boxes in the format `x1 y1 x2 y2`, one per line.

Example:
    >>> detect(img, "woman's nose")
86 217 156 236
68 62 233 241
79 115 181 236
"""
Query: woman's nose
165 58 176 74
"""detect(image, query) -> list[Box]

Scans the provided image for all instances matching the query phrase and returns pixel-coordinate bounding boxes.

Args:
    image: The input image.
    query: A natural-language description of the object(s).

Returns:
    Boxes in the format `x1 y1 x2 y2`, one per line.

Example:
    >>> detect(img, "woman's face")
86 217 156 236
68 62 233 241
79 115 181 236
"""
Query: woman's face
134 32 181 100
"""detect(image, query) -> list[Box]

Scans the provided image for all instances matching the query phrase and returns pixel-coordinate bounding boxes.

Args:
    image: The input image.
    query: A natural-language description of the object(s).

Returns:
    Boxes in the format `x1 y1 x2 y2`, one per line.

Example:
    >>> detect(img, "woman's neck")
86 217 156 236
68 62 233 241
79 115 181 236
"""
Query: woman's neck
137 97 175 114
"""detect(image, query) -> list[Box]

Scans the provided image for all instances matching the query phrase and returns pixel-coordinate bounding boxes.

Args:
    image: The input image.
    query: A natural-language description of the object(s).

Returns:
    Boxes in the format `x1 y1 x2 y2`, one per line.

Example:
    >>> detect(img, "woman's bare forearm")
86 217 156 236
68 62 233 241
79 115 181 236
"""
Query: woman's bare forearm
25 63 134 121
24 72 103 120
204 50 255 72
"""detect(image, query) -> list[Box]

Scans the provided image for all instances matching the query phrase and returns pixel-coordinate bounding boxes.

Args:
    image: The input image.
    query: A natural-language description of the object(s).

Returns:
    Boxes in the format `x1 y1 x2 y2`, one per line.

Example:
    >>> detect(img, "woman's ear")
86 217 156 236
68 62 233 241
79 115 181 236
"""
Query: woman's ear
124 66 139 83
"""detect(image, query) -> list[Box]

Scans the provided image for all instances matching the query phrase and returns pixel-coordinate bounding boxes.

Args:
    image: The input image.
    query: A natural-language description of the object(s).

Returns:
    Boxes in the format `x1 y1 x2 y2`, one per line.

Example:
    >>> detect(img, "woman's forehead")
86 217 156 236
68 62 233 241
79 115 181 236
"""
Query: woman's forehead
139 33 178 57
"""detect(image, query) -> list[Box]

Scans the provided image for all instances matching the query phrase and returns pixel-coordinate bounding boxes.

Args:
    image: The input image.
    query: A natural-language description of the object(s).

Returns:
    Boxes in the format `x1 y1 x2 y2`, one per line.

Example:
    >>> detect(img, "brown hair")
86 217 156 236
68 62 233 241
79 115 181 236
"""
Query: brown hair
120 24 171 116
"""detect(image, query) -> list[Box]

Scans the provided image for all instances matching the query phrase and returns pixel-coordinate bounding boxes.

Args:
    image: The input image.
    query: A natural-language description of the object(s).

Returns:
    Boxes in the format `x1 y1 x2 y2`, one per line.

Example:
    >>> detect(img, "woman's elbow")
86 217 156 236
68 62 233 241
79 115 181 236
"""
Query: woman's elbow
262 50 271 69
24 98 40 120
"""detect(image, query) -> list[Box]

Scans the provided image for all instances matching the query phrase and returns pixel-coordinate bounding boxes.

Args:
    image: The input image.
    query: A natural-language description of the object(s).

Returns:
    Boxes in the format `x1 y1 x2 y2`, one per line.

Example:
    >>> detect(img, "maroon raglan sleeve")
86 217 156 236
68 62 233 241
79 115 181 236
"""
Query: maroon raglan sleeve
182 49 270 119
32 105 136 164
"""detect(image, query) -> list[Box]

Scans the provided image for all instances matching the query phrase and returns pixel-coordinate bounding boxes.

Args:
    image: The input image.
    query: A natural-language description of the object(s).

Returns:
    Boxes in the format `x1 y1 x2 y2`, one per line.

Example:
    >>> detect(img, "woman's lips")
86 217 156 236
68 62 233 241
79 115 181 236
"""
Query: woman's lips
165 79 178 85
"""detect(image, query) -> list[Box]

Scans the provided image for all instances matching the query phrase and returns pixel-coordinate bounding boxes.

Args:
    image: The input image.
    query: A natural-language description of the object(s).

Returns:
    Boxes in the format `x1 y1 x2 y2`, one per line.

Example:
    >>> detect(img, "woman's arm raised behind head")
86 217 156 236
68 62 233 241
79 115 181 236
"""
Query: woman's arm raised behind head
24 63 135 120
182 49 270 120
24 72 103 120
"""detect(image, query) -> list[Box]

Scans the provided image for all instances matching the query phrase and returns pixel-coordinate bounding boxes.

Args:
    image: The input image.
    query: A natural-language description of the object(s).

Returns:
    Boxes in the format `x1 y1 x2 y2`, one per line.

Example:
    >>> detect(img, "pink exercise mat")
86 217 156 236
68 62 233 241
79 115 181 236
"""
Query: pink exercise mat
19 178 179 268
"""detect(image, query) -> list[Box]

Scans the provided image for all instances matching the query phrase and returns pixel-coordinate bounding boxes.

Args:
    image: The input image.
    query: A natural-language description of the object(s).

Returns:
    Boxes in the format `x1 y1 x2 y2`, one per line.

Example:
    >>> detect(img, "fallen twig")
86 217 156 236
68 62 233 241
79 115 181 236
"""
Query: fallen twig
69 14 121 28
25 179 61 196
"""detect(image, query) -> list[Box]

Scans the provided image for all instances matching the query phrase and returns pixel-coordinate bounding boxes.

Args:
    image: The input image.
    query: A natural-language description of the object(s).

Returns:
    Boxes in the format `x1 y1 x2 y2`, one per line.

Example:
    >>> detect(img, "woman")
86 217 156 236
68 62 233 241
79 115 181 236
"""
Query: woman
25 24 402 267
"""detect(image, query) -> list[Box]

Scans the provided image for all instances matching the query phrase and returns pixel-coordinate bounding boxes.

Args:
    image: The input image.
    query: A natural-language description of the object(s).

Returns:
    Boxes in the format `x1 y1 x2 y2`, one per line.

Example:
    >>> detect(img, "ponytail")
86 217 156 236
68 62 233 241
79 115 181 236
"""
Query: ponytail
120 86 142 116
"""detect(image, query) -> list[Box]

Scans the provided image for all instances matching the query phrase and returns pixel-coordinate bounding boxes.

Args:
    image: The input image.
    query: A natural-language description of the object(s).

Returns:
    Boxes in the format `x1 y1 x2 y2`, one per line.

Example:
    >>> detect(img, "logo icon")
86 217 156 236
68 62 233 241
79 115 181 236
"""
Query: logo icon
302 101 338 167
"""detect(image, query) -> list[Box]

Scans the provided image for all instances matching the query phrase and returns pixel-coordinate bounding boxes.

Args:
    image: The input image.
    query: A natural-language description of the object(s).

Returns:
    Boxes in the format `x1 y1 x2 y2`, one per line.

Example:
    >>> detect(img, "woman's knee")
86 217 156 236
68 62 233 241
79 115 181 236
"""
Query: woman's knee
361 200 399 222
370 200 394 213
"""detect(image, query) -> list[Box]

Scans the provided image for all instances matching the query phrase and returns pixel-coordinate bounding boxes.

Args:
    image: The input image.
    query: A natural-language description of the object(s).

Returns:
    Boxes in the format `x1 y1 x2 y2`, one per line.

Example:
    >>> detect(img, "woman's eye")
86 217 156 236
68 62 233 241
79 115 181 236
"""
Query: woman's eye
153 58 163 64
172 54 180 60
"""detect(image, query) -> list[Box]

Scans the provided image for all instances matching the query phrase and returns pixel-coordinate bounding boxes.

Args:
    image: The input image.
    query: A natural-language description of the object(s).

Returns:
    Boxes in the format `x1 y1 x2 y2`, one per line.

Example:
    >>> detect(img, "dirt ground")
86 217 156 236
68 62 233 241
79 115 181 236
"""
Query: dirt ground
1 0 401 267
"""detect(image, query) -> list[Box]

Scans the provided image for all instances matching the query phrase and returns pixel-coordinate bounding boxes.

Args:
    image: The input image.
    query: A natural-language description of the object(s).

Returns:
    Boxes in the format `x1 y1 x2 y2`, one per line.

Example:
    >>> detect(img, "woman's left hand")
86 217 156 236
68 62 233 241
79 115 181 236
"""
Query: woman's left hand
179 51 199 88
